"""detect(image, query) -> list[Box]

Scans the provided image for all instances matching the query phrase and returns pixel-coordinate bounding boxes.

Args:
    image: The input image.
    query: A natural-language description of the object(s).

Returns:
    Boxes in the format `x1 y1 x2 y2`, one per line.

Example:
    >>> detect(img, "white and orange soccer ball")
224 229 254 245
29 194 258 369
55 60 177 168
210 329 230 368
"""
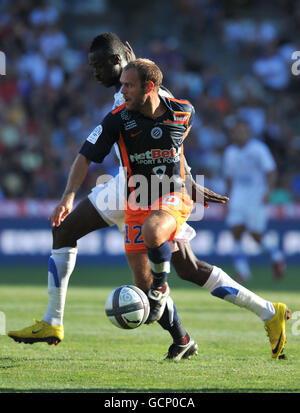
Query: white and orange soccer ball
105 285 150 329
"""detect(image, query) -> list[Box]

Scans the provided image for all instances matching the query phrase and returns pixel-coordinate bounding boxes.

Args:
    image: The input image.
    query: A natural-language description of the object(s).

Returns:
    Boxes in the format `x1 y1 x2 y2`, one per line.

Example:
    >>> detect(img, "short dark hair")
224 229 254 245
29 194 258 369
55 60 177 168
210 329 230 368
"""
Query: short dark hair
89 32 125 56
123 58 163 90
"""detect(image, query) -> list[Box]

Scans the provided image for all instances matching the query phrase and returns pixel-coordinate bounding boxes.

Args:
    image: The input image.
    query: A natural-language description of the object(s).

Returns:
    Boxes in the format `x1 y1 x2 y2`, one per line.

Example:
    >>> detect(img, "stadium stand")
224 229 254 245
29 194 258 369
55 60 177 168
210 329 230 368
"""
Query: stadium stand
1 0 300 202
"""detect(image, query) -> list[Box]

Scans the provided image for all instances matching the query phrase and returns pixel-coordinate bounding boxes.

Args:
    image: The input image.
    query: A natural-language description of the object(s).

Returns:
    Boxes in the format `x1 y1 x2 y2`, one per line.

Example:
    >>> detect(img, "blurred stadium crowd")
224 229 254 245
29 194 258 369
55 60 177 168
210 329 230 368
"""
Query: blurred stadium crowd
1 0 300 203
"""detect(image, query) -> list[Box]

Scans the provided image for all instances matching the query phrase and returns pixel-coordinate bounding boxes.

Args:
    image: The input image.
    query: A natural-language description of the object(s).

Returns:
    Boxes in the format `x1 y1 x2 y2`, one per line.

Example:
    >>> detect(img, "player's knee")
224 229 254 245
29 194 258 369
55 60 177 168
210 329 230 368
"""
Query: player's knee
52 223 77 249
141 222 161 248
142 212 175 248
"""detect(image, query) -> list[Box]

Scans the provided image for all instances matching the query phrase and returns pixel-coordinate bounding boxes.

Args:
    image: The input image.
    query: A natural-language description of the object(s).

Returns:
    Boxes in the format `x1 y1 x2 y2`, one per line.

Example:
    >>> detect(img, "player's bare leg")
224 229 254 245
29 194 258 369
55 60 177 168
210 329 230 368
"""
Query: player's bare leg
126 253 152 292
126 252 198 360
170 241 290 359
8 198 109 346
171 242 275 321
250 231 286 280
141 210 176 323
142 209 176 289
44 198 109 331
142 210 177 248
52 198 109 249
171 242 212 286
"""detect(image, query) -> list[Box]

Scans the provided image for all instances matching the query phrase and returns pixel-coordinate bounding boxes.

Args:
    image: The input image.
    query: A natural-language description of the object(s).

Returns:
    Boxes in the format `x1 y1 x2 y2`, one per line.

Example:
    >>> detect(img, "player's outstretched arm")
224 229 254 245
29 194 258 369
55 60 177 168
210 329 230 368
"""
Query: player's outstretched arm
183 156 229 207
49 154 91 227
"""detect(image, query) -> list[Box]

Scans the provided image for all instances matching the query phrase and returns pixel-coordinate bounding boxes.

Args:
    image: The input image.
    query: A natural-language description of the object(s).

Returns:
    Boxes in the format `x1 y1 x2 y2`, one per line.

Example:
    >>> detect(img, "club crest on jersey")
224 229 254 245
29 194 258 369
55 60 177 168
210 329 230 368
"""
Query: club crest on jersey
151 127 163 139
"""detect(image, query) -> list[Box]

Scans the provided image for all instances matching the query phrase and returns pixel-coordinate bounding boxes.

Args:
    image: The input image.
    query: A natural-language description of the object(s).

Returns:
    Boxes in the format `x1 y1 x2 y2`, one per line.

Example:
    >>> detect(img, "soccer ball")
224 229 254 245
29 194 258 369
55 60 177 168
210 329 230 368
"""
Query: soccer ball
105 285 150 329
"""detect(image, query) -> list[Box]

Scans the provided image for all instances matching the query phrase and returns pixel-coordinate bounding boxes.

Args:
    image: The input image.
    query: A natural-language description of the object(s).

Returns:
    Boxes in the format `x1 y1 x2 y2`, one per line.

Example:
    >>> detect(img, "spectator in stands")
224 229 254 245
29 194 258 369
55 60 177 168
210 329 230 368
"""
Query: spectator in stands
0 0 299 202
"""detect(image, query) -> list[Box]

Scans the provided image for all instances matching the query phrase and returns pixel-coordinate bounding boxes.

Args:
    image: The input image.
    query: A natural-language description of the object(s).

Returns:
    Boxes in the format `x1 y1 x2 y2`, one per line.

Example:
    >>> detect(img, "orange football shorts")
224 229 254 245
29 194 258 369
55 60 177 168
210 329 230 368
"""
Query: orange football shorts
124 192 193 253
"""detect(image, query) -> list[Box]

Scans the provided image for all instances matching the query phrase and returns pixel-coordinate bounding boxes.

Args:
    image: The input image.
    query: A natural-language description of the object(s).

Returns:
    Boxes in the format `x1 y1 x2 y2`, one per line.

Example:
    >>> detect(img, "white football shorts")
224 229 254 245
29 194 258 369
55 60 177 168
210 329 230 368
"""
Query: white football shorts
88 173 196 243
226 198 268 233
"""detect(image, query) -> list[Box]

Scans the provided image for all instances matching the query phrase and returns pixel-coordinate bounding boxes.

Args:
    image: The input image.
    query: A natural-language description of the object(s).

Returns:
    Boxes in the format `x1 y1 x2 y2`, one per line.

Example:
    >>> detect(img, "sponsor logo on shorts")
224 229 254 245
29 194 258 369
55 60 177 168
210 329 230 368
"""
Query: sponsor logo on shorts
162 195 180 206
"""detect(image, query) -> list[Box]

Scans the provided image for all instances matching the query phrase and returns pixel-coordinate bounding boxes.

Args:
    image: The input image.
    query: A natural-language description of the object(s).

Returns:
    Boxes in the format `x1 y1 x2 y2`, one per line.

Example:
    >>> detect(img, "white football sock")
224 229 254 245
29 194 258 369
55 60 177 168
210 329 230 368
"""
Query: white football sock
43 247 77 326
203 266 275 321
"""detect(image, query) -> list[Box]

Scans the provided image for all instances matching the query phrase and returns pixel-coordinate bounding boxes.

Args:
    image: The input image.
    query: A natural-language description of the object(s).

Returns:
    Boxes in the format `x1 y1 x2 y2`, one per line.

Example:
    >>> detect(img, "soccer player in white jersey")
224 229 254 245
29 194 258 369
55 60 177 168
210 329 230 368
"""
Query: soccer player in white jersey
224 119 286 281
8 33 290 360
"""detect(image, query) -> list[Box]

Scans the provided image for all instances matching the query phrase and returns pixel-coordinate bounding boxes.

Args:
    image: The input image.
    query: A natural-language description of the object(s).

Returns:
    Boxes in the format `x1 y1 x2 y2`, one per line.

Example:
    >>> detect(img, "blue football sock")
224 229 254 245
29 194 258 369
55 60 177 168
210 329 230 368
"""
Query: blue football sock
147 241 172 289
157 297 188 344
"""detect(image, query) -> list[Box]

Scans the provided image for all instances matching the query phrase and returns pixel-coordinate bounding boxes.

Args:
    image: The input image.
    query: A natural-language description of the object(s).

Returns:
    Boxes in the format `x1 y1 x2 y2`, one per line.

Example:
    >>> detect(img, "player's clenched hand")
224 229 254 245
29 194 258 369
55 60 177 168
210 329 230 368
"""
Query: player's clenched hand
49 195 74 227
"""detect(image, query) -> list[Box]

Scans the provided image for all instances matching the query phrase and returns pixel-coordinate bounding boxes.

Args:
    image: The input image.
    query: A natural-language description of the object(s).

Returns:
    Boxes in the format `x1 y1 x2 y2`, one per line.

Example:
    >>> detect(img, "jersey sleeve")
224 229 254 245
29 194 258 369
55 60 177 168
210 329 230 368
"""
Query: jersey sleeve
79 113 119 163
179 103 195 144
159 85 174 99
257 142 276 173
188 104 195 128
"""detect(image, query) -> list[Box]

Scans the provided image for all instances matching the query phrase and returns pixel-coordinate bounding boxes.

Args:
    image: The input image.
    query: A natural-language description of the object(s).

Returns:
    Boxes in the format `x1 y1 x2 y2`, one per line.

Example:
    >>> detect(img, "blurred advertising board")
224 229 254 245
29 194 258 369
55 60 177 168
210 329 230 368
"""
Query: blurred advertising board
0 201 299 265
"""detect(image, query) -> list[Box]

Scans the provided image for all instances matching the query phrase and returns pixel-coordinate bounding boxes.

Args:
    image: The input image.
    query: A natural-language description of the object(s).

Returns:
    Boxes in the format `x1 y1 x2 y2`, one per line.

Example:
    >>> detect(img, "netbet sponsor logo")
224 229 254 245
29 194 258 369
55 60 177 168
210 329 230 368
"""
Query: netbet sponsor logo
129 147 180 165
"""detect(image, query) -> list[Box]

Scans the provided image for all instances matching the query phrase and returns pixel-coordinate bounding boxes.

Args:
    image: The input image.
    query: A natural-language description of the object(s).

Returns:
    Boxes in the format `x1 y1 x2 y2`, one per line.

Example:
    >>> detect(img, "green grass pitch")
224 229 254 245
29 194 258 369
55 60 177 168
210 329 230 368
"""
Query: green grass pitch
0 263 299 393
